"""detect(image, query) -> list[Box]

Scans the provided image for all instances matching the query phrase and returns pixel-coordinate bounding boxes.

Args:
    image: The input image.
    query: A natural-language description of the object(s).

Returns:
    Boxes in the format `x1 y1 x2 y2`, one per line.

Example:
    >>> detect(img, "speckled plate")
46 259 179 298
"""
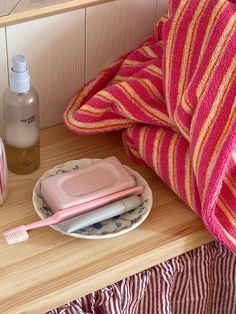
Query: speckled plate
32 159 153 239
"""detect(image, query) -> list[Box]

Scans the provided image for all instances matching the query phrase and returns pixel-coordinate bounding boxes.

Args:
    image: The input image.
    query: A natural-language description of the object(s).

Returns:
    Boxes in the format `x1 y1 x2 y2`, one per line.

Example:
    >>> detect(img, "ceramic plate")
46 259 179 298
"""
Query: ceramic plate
32 159 153 239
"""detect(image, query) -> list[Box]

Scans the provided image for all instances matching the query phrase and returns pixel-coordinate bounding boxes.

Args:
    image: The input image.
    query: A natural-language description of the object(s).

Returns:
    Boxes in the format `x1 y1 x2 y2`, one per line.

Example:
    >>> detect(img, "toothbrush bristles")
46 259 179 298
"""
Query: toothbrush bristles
4 229 29 244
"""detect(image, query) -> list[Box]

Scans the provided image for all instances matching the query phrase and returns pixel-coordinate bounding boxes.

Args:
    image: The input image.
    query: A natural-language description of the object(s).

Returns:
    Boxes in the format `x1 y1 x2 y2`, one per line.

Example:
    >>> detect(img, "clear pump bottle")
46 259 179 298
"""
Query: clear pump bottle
3 55 40 174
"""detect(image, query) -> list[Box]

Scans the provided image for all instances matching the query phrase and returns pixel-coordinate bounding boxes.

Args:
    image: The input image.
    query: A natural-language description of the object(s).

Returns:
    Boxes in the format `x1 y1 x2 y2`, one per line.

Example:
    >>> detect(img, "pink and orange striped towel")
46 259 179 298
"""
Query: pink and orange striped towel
64 0 236 251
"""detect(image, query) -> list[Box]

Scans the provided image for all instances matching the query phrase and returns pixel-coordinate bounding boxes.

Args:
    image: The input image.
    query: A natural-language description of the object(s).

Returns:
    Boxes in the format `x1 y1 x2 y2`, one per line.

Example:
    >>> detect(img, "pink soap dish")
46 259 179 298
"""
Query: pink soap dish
33 158 153 239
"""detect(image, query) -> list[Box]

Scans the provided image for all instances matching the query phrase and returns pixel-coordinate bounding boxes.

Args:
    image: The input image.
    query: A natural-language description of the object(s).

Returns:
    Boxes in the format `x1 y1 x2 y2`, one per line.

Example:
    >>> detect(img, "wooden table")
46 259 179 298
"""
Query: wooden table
0 124 214 314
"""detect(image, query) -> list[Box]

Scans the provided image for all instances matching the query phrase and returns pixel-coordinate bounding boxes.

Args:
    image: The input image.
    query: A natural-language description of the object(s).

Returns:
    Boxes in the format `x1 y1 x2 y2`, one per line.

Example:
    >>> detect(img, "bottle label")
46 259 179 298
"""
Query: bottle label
20 115 36 124
5 116 39 148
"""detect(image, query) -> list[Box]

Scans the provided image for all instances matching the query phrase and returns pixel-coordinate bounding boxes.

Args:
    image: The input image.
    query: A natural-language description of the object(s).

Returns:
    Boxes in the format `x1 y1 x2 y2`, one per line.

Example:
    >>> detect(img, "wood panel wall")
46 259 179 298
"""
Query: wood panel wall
157 0 168 18
86 0 157 81
0 28 8 135
5 9 85 130
0 0 168 137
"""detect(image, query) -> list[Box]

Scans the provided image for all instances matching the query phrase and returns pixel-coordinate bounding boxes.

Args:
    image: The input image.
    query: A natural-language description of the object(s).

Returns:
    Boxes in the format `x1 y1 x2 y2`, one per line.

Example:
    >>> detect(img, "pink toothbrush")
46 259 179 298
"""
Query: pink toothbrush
4 185 144 244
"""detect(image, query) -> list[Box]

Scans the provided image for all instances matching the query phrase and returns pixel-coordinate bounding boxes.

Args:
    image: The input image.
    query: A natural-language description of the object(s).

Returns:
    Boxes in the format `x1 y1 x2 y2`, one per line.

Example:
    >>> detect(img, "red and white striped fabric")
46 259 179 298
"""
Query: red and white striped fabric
48 241 236 314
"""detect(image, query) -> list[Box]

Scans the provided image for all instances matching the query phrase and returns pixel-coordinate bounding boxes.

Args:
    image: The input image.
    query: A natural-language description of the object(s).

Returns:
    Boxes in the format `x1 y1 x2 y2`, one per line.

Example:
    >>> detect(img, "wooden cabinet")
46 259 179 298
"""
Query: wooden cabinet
0 3 214 313
0 124 213 314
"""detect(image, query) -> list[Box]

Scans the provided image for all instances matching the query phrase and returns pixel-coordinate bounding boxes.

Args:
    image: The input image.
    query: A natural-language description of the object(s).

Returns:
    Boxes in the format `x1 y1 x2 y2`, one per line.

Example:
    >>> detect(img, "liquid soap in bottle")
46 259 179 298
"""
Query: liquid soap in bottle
3 55 40 174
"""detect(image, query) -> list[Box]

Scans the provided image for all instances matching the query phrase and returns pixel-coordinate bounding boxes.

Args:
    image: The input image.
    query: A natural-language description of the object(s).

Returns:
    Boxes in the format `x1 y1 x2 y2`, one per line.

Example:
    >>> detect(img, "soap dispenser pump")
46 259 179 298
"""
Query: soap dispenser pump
3 55 40 174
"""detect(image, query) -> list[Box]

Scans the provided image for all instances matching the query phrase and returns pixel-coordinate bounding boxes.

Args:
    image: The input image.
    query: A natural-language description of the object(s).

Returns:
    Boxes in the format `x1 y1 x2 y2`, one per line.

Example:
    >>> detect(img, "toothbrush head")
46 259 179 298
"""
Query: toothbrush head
4 226 29 244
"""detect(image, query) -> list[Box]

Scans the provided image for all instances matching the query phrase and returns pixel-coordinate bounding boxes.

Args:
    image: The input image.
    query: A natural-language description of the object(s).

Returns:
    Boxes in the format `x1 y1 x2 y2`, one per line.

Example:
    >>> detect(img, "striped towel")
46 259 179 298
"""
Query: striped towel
64 0 236 252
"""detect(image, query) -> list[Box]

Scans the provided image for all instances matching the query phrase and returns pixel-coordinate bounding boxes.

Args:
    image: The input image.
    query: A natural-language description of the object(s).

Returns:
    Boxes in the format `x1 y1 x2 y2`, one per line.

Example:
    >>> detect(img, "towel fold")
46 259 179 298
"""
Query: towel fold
64 0 236 252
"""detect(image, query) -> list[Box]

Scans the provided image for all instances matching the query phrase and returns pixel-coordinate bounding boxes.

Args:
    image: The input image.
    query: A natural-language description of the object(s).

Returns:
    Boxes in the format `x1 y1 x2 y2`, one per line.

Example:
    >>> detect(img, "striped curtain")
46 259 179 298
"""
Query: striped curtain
48 241 236 314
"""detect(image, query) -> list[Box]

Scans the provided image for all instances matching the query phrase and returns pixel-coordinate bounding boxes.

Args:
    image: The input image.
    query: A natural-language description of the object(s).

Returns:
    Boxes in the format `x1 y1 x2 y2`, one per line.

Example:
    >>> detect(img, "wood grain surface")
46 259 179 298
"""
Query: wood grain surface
157 0 168 19
12 0 73 13
0 124 214 314
0 0 115 26
86 0 157 81
0 0 20 17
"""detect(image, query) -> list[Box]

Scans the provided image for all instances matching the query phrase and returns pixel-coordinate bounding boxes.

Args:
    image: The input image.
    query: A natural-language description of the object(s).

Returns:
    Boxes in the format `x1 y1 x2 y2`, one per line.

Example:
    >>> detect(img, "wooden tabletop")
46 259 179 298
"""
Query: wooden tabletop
0 124 214 314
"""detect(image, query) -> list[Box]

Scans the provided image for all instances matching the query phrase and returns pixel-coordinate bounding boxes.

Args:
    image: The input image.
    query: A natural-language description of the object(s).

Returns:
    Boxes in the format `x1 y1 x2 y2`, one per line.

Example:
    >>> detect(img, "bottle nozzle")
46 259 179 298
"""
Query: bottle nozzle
9 55 30 93
12 55 27 73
